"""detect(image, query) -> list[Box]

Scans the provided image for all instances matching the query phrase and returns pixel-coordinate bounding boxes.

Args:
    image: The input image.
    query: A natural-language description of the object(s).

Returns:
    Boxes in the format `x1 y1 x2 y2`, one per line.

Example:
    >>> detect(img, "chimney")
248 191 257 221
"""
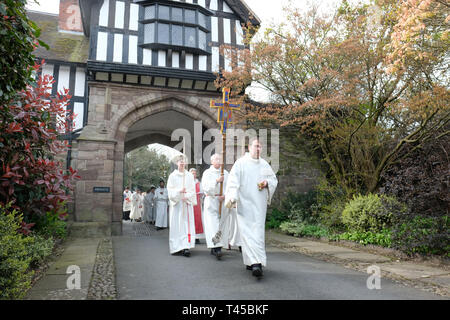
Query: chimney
59 0 83 33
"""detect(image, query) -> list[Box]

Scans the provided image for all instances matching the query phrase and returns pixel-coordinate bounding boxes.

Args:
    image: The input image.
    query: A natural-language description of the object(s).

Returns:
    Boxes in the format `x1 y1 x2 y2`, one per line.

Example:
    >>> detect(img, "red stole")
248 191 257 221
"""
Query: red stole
193 181 204 234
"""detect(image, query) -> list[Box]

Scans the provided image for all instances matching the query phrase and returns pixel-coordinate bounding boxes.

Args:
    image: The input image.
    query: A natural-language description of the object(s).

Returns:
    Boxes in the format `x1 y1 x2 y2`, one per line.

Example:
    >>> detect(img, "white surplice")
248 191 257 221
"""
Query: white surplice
167 169 197 254
225 153 278 267
201 166 229 248
154 187 168 228
123 190 133 212
130 192 143 220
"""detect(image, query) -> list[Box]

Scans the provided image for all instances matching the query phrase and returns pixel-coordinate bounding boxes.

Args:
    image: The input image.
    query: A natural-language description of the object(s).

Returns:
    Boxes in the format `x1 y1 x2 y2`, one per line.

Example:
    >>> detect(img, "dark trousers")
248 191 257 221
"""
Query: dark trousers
123 210 130 220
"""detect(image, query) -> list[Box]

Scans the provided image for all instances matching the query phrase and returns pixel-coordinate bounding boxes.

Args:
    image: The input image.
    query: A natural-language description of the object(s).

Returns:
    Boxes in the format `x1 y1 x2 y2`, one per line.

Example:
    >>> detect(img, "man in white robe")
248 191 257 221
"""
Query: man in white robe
154 180 169 230
122 187 133 221
202 153 229 260
167 155 197 257
225 138 278 278
130 189 143 222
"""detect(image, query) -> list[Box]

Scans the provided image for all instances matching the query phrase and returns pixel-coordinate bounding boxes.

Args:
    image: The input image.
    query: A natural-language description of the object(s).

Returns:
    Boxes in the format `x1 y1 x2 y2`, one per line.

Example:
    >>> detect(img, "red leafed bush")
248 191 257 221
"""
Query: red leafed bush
0 62 80 222
380 127 449 219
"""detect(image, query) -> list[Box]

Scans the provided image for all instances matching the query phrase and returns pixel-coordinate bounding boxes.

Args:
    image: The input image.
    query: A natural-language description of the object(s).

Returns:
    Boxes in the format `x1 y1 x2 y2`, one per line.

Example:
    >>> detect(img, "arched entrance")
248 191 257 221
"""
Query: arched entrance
72 83 219 236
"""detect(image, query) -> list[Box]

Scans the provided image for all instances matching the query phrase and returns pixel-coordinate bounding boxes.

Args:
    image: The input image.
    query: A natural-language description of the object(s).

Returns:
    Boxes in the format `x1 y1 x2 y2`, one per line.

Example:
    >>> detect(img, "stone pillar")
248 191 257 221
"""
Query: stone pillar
70 83 118 237
72 139 116 237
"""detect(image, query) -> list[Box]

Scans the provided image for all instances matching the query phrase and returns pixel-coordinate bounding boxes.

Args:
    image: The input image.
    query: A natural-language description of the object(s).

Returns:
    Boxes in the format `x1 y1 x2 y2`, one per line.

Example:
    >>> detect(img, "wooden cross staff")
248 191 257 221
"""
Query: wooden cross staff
210 87 240 218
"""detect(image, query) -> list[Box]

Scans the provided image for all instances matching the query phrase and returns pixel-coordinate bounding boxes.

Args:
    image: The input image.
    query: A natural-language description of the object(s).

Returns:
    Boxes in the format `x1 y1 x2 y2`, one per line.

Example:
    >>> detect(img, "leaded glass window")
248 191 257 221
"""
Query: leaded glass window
140 2 211 55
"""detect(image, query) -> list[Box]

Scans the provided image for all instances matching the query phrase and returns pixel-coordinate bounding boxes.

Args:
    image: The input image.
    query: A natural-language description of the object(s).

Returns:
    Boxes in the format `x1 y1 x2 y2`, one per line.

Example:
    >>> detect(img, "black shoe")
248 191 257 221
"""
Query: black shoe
195 239 200 244
239 246 242 253
156 227 161 231
246 265 252 270
251 264 263 278
215 248 222 260
183 249 191 257
210 248 215 255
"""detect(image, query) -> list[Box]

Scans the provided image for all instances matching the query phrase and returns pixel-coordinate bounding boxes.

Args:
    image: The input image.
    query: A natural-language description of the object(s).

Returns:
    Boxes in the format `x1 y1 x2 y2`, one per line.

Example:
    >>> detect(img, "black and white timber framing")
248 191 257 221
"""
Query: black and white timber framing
33 0 259 135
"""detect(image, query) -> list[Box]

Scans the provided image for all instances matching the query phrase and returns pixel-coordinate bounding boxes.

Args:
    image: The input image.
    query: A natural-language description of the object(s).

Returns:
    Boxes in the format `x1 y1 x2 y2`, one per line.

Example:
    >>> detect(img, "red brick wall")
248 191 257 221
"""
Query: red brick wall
59 0 83 33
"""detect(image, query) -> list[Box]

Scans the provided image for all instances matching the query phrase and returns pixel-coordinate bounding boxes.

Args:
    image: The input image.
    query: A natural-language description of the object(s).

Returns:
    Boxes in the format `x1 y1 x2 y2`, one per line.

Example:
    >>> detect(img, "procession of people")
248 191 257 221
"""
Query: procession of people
122 138 277 278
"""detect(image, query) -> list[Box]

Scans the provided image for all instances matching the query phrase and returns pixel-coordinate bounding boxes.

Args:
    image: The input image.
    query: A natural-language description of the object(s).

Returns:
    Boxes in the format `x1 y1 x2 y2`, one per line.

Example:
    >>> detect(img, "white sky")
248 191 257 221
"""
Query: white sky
27 0 60 14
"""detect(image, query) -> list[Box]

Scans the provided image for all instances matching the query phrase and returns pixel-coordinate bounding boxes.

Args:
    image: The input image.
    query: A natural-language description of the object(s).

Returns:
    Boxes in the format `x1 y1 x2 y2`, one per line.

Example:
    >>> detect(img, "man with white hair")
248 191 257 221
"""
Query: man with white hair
167 154 197 257
225 138 278 278
201 153 229 259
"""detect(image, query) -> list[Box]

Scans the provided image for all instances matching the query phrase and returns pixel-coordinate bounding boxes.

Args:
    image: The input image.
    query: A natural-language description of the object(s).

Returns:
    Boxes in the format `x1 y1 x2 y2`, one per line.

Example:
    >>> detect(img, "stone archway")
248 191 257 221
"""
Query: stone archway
72 83 219 236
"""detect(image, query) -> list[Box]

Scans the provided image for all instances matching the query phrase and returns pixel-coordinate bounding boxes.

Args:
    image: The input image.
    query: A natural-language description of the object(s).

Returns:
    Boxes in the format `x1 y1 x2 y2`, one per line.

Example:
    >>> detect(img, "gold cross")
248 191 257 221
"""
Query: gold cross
210 88 240 133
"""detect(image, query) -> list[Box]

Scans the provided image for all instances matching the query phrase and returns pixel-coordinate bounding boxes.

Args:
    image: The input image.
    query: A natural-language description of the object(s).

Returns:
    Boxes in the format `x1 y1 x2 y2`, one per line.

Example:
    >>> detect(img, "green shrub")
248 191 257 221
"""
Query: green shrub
341 194 406 233
280 221 329 238
334 229 392 247
0 205 33 300
30 211 67 240
267 190 320 228
392 215 450 257
26 234 55 269
266 208 289 229
281 190 319 223
314 179 347 231
318 199 346 231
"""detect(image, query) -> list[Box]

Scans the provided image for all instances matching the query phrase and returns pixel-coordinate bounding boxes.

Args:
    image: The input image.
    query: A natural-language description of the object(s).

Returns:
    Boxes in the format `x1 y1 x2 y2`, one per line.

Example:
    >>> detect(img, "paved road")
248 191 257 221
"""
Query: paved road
113 221 444 300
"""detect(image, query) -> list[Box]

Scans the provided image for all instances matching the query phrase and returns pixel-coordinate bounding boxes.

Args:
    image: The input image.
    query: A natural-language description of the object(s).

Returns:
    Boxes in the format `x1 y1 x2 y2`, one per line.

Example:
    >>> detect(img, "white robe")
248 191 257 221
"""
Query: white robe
130 192 143 220
225 153 278 267
123 190 132 212
227 207 242 247
144 192 155 222
154 187 168 228
201 166 229 248
167 169 197 254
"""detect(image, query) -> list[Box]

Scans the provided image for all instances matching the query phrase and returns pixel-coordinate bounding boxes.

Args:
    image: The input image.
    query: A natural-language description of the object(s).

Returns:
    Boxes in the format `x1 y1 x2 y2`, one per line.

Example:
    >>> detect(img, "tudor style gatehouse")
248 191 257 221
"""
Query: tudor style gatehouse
30 0 260 236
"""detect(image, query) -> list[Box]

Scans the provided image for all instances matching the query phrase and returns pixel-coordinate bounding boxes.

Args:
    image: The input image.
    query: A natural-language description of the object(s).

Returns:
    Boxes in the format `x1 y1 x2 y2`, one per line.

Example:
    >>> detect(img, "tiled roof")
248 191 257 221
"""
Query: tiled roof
27 10 89 63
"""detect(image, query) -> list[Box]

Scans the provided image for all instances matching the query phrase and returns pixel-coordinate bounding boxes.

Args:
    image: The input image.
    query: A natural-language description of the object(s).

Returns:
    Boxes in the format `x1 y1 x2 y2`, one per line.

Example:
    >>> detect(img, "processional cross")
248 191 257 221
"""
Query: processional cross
209 88 240 218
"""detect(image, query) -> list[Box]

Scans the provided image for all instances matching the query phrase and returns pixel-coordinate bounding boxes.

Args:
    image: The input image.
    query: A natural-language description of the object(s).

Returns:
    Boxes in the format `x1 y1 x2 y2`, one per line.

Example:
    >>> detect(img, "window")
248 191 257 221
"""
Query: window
172 25 183 46
158 5 170 20
140 2 212 55
145 5 155 20
184 9 196 24
158 23 170 44
144 23 155 43
185 27 196 47
198 13 207 28
172 7 183 22
199 30 207 50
